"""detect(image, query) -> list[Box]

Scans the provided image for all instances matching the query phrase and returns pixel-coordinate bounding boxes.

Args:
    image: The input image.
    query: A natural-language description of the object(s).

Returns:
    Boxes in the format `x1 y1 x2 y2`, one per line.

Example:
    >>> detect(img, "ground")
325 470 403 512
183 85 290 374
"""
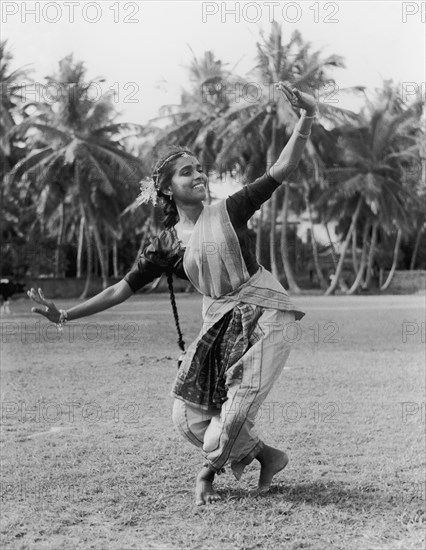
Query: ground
1 293 425 550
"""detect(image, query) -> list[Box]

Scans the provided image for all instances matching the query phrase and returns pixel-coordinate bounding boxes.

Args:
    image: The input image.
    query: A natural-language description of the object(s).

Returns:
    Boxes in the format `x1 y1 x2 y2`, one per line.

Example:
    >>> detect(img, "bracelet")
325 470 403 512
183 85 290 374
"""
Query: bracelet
301 108 317 119
56 309 68 331
296 130 311 139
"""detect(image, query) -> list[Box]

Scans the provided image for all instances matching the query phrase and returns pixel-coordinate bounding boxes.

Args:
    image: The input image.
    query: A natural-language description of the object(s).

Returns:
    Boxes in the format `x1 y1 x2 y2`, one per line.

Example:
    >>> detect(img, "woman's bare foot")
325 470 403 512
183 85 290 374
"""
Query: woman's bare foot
195 465 221 506
253 444 289 495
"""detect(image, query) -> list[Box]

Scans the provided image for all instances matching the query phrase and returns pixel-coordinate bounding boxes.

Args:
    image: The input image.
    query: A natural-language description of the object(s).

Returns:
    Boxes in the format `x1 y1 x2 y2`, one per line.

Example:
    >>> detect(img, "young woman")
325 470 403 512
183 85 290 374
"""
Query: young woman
28 82 317 506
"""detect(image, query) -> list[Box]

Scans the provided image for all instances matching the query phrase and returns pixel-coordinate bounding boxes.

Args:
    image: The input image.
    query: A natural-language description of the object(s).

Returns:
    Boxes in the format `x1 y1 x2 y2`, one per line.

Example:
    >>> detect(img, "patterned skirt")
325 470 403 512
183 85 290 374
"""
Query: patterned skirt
171 303 263 410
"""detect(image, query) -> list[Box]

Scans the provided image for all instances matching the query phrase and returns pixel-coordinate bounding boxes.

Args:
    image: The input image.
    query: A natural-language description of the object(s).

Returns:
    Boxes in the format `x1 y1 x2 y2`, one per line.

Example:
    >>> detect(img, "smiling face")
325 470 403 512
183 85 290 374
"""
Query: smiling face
165 155 207 206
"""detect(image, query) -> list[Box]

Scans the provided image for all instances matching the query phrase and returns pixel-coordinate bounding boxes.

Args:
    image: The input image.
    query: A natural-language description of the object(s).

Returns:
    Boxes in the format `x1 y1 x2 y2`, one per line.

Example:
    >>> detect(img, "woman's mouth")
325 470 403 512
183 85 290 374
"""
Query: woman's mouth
193 183 205 190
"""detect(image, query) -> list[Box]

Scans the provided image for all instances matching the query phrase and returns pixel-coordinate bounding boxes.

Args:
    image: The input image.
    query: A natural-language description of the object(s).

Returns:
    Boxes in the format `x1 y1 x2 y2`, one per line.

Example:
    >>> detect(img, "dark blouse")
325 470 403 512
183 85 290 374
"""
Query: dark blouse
123 172 281 293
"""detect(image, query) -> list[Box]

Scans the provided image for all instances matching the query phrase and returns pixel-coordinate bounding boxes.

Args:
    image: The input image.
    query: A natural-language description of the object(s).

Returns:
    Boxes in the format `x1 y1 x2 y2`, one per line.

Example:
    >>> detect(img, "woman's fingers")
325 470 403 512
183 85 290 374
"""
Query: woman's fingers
27 287 59 323
27 288 41 303
28 288 52 310
276 82 298 105
28 287 48 306
38 288 47 303
31 307 48 317
278 86 294 103
276 82 316 111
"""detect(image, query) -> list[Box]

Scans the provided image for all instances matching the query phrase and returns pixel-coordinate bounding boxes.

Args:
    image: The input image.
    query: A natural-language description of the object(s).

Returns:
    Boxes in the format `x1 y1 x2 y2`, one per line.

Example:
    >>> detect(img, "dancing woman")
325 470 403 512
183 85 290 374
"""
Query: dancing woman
28 82 317 505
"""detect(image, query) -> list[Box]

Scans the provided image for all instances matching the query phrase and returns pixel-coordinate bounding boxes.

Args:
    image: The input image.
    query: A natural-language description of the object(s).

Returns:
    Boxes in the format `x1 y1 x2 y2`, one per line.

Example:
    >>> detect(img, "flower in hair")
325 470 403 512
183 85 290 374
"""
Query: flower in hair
136 177 158 206
135 151 193 206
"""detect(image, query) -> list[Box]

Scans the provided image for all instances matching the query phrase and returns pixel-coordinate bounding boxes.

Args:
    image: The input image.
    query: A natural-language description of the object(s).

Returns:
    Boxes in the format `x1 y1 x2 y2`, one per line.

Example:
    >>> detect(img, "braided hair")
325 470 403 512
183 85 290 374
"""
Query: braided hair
152 146 195 354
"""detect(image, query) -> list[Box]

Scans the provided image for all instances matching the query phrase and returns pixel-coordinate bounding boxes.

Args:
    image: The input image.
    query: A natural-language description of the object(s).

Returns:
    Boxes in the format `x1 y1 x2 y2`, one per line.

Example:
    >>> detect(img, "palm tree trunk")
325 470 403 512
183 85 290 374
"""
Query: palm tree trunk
77 215 84 278
89 208 108 288
380 228 402 291
54 201 65 278
362 220 378 289
304 187 327 289
325 196 363 296
347 222 369 294
325 223 337 268
80 216 93 299
104 232 109 279
75 160 108 289
280 184 301 294
112 236 118 278
410 219 424 270
351 226 358 274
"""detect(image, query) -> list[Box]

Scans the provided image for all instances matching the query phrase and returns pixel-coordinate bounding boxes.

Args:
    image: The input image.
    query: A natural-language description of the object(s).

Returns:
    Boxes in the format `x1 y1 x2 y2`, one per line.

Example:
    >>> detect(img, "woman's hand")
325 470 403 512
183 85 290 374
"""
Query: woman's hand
276 81 317 115
27 287 61 323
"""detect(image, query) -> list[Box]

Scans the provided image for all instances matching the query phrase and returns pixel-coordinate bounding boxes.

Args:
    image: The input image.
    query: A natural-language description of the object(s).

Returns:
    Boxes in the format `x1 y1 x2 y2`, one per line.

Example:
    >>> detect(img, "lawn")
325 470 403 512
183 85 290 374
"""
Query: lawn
1 293 425 550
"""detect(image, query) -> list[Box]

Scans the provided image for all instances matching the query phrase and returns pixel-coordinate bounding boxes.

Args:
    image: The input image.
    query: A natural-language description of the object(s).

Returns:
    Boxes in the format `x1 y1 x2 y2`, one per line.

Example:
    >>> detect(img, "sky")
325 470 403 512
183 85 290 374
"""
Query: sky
2 0 425 125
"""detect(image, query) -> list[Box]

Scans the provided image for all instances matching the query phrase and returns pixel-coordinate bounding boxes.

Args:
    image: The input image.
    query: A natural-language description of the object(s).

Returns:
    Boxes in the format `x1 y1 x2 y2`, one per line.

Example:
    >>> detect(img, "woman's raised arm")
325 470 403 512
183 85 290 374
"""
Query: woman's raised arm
269 82 317 183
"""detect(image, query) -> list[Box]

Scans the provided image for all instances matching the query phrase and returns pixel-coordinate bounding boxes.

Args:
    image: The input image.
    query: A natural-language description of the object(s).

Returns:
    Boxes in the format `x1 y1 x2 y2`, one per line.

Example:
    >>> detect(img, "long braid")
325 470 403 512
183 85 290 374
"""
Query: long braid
166 269 185 352
152 146 195 358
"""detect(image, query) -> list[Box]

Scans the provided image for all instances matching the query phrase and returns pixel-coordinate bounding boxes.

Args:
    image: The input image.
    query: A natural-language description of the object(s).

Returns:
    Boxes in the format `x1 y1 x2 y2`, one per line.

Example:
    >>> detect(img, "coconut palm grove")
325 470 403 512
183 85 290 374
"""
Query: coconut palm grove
1 26 424 295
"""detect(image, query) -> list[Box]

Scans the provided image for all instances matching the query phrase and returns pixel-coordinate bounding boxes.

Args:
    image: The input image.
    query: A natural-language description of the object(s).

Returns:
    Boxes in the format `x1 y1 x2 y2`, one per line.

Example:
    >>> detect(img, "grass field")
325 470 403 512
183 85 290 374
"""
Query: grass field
1 293 425 550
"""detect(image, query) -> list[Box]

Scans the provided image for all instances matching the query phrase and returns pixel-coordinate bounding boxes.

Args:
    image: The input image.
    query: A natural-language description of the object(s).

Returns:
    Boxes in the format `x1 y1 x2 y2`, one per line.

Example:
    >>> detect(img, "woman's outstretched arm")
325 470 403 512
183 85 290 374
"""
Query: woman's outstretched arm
269 82 317 183
28 233 175 324
27 280 134 324
65 280 133 321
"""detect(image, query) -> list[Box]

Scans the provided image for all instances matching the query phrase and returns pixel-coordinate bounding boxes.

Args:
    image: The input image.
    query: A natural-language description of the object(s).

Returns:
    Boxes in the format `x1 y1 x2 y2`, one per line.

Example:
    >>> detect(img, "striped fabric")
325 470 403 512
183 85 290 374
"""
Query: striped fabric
172 303 263 409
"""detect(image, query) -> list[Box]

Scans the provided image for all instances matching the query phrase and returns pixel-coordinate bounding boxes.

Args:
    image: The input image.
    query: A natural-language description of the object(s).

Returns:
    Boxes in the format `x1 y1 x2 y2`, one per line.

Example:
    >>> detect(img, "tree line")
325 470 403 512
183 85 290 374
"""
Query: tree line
1 24 424 297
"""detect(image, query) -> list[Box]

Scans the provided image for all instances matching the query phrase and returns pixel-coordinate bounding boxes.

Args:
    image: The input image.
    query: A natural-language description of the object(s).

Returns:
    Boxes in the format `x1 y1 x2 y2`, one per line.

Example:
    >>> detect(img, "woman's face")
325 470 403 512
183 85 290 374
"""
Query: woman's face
167 155 207 205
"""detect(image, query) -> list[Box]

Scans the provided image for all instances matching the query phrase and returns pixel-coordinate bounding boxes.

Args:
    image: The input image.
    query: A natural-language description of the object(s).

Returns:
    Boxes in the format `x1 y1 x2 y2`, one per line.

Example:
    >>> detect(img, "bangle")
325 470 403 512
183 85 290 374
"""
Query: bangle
296 130 311 139
301 108 317 119
56 309 68 331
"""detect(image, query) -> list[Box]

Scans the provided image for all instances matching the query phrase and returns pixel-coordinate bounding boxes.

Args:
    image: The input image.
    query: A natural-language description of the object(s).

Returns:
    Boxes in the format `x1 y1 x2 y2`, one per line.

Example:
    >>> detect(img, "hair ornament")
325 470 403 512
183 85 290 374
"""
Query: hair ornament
136 177 158 206
135 150 193 207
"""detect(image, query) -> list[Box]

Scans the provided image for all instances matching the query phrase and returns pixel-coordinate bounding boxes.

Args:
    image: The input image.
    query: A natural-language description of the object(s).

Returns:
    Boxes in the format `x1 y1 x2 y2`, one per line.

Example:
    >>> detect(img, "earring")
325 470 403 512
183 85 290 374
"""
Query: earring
168 194 173 201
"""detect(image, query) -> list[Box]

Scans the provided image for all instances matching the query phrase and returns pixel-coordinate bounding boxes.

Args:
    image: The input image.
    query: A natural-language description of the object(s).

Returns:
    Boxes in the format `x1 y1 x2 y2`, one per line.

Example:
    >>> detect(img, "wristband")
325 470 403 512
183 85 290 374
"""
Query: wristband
300 108 317 119
56 309 68 331
296 130 311 139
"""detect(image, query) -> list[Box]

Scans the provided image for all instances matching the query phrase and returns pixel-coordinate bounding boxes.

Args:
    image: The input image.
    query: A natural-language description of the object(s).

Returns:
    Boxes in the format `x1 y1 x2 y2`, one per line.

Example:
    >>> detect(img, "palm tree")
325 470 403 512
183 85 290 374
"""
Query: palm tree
321 82 423 295
0 40 33 277
6 54 145 293
147 49 237 191
213 23 360 293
